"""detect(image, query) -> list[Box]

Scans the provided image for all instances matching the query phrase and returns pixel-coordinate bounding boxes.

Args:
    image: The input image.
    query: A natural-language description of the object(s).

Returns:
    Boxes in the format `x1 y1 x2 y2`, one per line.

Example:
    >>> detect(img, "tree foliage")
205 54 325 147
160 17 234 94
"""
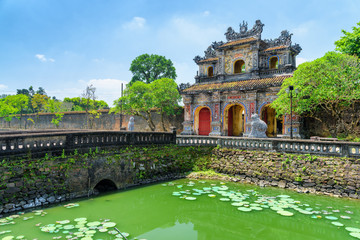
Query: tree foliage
129 54 177 85
335 21 360 58
63 97 108 111
151 78 181 131
271 52 360 137
112 78 180 131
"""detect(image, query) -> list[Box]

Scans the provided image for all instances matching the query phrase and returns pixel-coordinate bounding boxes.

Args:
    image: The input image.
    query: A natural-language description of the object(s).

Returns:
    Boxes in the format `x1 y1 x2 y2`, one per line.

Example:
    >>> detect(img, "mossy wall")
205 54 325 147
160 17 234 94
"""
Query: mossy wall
0 146 211 215
1 145 359 216
203 148 360 199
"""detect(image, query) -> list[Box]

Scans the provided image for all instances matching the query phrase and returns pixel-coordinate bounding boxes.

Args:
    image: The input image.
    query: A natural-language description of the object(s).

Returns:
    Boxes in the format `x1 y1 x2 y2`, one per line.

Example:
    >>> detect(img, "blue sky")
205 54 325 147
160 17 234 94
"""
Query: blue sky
0 0 359 105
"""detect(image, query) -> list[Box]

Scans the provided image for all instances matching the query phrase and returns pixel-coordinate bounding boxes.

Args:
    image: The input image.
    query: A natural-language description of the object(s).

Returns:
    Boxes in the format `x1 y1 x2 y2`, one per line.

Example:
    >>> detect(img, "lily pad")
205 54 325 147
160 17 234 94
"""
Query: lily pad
103 222 116 228
63 225 75 230
250 206 263 211
219 198 230 201
350 232 360 239
237 207 252 212
346 227 360 233
331 222 344 227
2 236 14 240
185 197 196 201
57 220 70 225
86 221 101 227
277 210 294 216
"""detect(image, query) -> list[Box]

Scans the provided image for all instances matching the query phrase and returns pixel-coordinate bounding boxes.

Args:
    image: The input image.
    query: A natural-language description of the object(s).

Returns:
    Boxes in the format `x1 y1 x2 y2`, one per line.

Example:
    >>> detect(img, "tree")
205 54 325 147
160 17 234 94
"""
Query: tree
17 86 47 113
335 21 360 58
271 52 360 137
81 84 97 113
31 94 49 113
112 81 156 131
129 54 177 85
112 79 181 131
151 78 181 131
63 97 108 111
44 99 64 128
0 94 29 127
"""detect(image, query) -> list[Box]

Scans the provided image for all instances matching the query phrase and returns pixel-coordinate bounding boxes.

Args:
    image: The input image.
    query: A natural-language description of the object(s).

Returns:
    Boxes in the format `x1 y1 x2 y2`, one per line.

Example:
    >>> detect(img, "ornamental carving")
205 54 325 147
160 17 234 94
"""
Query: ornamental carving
264 30 293 47
225 20 264 41
204 46 216 58
193 42 223 63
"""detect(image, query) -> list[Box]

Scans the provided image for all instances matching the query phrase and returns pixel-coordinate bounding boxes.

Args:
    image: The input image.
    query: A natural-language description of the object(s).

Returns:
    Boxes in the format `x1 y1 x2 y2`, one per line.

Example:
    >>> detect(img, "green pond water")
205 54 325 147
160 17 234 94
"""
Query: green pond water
1 179 360 240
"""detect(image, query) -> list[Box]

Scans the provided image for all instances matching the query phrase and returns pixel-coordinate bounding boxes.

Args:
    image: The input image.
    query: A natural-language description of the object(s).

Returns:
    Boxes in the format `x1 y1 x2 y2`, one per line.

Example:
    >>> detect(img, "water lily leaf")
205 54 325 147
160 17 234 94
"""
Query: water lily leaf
86 221 101 227
2 236 14 240
237 207 252 212
350 232 360 239
331 222 344 227
345 227 360 233
277 210 294 216
103 222 116 228
250 206 263 211
185 197 196 201
219 198 230 201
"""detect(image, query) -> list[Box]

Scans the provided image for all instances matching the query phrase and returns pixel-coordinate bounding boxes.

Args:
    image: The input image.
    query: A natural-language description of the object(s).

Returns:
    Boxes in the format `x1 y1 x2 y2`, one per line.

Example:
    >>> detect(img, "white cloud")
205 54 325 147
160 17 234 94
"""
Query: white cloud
122 17 146 30
158 17 224 48
35 54 55 62
291 21 316 37
0 84 8 90
296 57 311 67
203 11 210 16
92 58 104 63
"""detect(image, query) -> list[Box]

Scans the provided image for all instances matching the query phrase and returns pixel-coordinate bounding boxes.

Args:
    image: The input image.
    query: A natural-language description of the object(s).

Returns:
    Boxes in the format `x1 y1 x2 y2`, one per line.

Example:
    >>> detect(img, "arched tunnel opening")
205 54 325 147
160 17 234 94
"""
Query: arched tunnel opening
93 179 117 194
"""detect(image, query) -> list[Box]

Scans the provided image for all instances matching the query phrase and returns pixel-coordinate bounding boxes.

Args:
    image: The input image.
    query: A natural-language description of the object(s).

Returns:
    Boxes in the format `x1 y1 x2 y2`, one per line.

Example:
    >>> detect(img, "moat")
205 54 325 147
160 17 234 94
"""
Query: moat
1 179 359 240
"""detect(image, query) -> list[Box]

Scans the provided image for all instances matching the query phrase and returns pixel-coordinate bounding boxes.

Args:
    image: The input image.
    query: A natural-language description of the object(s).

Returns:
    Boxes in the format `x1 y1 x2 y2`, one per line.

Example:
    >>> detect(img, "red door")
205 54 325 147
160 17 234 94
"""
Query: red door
199 108 211 135
228 106 233 136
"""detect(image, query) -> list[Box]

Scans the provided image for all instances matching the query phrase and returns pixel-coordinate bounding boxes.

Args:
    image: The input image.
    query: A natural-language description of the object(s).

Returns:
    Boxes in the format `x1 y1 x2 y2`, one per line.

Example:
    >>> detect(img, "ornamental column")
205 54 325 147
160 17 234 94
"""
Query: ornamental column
283 113 301 138
209 91 221 136
180 95 195 135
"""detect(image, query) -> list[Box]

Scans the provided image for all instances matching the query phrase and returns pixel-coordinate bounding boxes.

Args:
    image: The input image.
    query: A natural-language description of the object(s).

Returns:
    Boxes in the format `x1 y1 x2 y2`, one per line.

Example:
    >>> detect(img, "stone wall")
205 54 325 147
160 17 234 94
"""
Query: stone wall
0 145 211 215
207 148 360 199
0 109 184 133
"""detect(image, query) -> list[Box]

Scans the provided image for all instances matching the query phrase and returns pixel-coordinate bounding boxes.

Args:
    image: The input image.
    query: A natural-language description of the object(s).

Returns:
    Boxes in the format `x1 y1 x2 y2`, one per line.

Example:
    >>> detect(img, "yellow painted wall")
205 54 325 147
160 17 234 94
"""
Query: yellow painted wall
262 105 277 137
232 105 243 136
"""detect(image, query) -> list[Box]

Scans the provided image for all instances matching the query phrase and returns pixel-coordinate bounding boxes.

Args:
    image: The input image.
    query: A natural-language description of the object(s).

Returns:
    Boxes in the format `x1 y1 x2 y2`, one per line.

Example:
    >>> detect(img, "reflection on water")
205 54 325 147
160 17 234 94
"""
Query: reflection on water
0 179 359 240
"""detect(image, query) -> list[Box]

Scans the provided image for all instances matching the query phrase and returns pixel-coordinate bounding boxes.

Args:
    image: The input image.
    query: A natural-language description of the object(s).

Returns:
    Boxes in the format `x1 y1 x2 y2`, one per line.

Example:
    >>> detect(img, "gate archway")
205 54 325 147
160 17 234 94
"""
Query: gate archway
223 104 245 136
194 106 212 135
260 104 277 137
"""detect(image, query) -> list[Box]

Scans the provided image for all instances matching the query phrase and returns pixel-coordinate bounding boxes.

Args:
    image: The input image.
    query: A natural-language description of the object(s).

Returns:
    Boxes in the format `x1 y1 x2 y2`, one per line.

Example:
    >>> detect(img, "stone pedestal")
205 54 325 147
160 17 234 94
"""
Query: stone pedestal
209 121 221 136
180 121 194 135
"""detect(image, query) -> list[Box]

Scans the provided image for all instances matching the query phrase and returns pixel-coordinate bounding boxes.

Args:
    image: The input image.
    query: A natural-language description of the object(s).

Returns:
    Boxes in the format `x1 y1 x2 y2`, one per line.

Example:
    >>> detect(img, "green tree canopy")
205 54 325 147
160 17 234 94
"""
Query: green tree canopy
63 97 108 111
129 54 177 85
271 52 360 137
112 78 180 131
151 78 181 131
335 21 360 57
0 94 29 126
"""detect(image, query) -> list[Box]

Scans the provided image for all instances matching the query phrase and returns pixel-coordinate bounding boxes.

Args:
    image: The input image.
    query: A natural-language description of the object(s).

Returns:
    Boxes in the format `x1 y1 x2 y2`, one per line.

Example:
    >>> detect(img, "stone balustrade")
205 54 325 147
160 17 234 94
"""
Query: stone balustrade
176 135 360 158
0 130 176 158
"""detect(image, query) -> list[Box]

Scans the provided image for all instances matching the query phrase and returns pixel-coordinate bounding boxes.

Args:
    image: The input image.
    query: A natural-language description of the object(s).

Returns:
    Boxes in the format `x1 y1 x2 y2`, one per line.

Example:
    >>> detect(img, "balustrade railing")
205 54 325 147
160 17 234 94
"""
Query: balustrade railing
0 130 176 158
176 135 360 158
